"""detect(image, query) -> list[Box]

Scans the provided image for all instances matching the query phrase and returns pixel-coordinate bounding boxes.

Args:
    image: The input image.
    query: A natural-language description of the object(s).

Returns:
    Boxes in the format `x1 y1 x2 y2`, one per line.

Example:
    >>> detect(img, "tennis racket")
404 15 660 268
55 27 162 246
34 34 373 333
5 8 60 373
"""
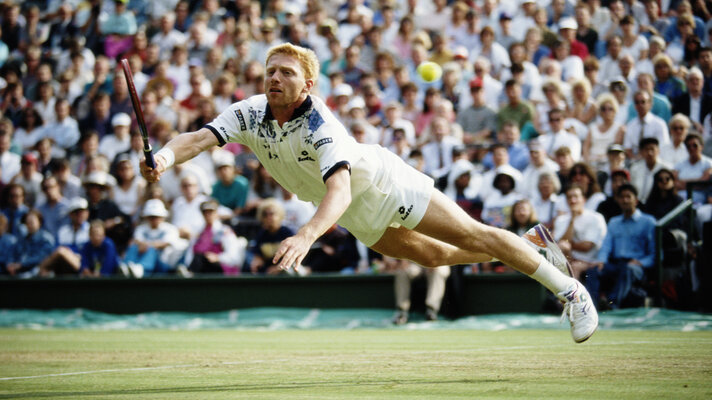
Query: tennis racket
120 58 155 169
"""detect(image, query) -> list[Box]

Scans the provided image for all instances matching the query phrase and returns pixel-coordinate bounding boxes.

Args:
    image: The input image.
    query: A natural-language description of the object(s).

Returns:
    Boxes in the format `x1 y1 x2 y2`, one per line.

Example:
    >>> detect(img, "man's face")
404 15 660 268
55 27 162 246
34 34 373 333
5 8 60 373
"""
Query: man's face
634 94 650 116
699 51 712 70
688 74 703 93
90 226 105 247
264 54 312 108
9 187 23 207
640 144 659 164
181 178 199 200
549 112 564 131
492 147 508 166
616 189 638 213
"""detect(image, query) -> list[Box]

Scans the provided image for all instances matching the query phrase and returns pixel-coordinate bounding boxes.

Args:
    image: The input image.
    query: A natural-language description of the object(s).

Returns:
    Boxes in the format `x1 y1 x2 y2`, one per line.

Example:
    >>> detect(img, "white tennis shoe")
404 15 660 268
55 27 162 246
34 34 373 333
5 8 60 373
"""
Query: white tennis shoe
558 281 599 343
522 224 598 343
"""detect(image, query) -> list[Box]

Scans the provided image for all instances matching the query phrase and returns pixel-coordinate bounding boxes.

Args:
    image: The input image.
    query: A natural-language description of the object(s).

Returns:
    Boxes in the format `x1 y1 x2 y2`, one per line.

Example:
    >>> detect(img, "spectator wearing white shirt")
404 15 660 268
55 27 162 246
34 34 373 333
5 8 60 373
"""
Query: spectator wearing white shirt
674 133 712 203
421 117 463 180
624 90 670 158
171 175 209 239
660 114 692 166
98 113 132 163
41 99 80 155
479 143 524 203
540 108 582 162
150 12 186 60
0 123 20 184
125 199 186 275
630 138 672 204
554 185 608 281
38 197 90 277
522 139 560 198
532 171 566 229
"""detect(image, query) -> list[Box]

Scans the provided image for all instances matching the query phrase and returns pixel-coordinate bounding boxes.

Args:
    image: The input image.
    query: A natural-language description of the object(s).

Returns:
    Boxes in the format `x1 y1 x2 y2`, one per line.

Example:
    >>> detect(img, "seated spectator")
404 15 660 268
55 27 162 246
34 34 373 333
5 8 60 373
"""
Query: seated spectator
171 174 209 239
496 79 535 132
660 114 692 167
482 171 523 228
277 187 316 234
624 90 670 158
112 155 146 218
421 116 462 180
674 133 712 204
568 162 607 211
247 198 294 275
0 124 20 185
521 139 559 198
14 108 44 152
508 199 539 237
79 220 119 278
592 184 656 309
532 171 566 229
84 172 131 251
40 98 80 156
78 92 113 139
211 155 249 215
187 200 247 275
642 169 686 226
36 176 69 239
583 94 625 169
630 137 672 204
11 153 43 207
540 108 582 162
0 215 16 275
479 143 523 202
2 184 29 236
51 158 82 201
481 122 529 172
596 169 630 222
392 260 451 324
554 185 608 281
124 199 186 276
244 164 281 215
98 113 132 162
5 210 55 278
456 77 497 143
71 131 100 177
38 198 90 277
443 158 483 219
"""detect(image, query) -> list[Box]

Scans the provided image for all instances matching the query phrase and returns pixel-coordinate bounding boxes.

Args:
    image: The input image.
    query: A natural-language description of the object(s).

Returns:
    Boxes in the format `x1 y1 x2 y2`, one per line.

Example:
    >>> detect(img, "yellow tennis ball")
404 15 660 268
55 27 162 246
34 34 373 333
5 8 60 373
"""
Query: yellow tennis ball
416 61 443 82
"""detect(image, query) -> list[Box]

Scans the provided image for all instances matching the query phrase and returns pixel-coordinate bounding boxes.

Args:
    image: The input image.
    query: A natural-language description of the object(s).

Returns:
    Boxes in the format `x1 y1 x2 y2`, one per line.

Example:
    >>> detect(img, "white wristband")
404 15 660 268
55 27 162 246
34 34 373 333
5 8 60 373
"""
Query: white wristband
156 148 175 169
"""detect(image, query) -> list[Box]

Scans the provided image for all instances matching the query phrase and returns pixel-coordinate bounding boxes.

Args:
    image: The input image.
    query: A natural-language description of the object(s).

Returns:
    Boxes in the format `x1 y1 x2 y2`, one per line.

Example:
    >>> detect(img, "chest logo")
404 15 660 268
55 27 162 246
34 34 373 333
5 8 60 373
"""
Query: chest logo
298 151 315 162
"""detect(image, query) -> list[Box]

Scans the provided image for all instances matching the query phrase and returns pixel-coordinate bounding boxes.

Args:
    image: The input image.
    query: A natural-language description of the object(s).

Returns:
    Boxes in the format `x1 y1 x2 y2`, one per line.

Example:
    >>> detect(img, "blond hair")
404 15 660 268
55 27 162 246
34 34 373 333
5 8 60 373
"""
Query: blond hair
257 198 286 222
266 43 320 83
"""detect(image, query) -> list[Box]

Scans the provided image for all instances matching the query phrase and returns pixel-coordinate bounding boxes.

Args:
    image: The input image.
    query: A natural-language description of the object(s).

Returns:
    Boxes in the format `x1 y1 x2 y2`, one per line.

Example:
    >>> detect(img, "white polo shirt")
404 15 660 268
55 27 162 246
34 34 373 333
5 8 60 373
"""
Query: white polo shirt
553 209 607 263
206 95 366 204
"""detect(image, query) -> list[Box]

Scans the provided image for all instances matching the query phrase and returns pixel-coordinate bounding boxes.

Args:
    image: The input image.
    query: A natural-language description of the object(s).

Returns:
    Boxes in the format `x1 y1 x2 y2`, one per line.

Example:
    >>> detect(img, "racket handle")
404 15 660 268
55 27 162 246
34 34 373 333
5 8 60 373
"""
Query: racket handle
144 149 156 169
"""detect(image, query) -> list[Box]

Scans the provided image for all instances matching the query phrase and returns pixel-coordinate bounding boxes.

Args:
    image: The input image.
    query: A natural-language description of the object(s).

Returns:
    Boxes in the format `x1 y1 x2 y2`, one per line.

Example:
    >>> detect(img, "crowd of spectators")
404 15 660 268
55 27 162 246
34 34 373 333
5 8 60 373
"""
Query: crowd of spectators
0 0 710 307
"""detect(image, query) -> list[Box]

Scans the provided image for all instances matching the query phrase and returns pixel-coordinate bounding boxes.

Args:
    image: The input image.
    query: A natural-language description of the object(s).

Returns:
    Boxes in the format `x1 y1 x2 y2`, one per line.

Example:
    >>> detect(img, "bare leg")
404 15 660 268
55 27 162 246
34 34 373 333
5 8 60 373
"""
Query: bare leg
412 190 543 274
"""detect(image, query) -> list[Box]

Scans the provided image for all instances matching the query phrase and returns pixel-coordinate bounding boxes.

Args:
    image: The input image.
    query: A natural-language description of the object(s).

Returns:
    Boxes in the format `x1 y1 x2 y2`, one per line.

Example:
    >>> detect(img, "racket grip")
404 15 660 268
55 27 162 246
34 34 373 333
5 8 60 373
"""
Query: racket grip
144 150 156 169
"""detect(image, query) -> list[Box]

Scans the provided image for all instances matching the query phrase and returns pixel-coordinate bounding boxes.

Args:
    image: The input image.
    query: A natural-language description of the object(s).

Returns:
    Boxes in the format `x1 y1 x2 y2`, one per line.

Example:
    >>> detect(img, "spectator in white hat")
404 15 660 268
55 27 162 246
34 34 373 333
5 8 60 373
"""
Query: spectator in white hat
99 113 132 162
124 199 186 275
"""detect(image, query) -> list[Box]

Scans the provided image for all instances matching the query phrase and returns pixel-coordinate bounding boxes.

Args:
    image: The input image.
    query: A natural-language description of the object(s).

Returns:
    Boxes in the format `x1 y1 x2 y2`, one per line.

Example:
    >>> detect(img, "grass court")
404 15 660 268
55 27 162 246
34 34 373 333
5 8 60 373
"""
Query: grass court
1 328 711 399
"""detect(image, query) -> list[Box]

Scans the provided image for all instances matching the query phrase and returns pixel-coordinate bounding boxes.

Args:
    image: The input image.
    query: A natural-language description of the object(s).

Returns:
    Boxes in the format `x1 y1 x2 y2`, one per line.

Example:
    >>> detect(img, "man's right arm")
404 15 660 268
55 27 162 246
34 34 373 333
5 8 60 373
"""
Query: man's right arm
141 128 219 183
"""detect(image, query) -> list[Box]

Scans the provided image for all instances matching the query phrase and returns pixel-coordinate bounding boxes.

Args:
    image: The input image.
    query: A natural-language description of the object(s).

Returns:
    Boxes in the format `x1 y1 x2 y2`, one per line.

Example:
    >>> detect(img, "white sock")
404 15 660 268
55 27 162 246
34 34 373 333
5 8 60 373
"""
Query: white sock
530 259 575 294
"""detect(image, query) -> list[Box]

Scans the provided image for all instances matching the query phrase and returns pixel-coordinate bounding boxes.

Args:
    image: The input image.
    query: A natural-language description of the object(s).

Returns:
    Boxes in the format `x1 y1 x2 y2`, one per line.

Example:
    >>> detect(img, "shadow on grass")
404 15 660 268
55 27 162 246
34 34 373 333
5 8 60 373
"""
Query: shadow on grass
0 378 505 398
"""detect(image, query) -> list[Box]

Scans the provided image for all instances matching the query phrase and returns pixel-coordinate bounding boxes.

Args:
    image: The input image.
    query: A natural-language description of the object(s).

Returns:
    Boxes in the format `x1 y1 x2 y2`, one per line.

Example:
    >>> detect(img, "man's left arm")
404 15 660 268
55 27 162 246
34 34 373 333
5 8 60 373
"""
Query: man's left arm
639 218 657 268
273 166 351 270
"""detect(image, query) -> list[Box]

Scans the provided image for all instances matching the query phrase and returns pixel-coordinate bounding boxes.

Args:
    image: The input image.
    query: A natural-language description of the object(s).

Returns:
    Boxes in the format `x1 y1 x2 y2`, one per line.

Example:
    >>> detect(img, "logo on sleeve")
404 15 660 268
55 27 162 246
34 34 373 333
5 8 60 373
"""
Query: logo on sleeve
313 137 333 150
235 109 247 131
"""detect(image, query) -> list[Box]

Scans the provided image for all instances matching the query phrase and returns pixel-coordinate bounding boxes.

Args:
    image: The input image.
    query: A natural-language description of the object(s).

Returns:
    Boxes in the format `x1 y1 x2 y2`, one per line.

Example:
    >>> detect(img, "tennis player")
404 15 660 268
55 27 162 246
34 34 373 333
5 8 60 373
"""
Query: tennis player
141 44 598 342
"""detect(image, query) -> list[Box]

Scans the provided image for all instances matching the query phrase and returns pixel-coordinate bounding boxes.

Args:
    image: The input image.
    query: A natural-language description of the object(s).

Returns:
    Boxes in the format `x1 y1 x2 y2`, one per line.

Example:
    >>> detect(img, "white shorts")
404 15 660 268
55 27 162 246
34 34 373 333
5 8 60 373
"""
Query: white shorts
336 147 434 247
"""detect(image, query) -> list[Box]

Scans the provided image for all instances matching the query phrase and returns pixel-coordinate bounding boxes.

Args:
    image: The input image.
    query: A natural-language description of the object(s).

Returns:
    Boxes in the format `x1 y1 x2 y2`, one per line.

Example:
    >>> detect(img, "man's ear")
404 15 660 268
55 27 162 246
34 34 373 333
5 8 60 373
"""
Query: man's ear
303 79 314 93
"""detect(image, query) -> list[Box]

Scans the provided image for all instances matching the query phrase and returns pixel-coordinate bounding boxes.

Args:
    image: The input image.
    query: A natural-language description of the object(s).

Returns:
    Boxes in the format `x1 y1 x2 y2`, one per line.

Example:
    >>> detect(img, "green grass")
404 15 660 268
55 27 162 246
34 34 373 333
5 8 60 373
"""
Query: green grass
1 329 711 399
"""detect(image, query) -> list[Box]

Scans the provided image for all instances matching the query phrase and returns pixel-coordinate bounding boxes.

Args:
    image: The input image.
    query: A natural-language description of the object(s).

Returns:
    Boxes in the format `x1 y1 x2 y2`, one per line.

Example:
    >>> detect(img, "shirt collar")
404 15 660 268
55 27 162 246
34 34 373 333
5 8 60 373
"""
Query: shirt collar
623 208 642 221
262 95 313 124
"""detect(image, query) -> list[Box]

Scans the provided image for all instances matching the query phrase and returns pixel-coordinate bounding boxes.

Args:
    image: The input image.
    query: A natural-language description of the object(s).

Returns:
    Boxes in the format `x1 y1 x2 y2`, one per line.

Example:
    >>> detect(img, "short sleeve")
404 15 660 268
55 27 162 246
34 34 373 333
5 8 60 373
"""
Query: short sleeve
205 101 252 146
310 114 355 182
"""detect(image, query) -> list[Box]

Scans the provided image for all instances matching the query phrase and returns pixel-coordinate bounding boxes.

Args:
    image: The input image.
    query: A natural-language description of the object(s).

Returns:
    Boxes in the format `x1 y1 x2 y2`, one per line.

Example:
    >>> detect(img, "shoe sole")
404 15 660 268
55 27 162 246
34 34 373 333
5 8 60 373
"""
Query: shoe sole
533 224 574 277
574 323 598 343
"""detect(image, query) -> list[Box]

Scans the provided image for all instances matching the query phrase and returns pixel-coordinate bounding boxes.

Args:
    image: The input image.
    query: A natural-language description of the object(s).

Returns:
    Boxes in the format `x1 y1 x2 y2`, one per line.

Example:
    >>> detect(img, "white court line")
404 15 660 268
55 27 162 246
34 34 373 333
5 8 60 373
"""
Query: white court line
0 359 290 381
2 339 710 382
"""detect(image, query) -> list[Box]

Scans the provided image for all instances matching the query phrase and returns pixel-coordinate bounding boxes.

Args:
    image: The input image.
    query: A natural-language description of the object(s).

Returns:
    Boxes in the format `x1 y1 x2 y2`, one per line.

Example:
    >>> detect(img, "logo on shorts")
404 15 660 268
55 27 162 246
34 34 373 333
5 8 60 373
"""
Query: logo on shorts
313 137 333 150
235 109 247 131
398 204 413 221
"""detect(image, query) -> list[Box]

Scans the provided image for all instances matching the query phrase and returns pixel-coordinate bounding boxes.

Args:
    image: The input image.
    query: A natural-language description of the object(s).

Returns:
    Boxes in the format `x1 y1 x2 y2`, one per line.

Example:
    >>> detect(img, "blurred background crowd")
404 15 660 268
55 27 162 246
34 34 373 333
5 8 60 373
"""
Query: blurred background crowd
0 0 709 310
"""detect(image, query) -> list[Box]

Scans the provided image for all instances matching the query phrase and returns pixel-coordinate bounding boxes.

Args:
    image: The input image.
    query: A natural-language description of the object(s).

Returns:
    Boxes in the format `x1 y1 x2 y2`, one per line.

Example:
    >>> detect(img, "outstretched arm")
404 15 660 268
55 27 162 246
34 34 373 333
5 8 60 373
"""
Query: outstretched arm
272 166 352 270
140 128 219 182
